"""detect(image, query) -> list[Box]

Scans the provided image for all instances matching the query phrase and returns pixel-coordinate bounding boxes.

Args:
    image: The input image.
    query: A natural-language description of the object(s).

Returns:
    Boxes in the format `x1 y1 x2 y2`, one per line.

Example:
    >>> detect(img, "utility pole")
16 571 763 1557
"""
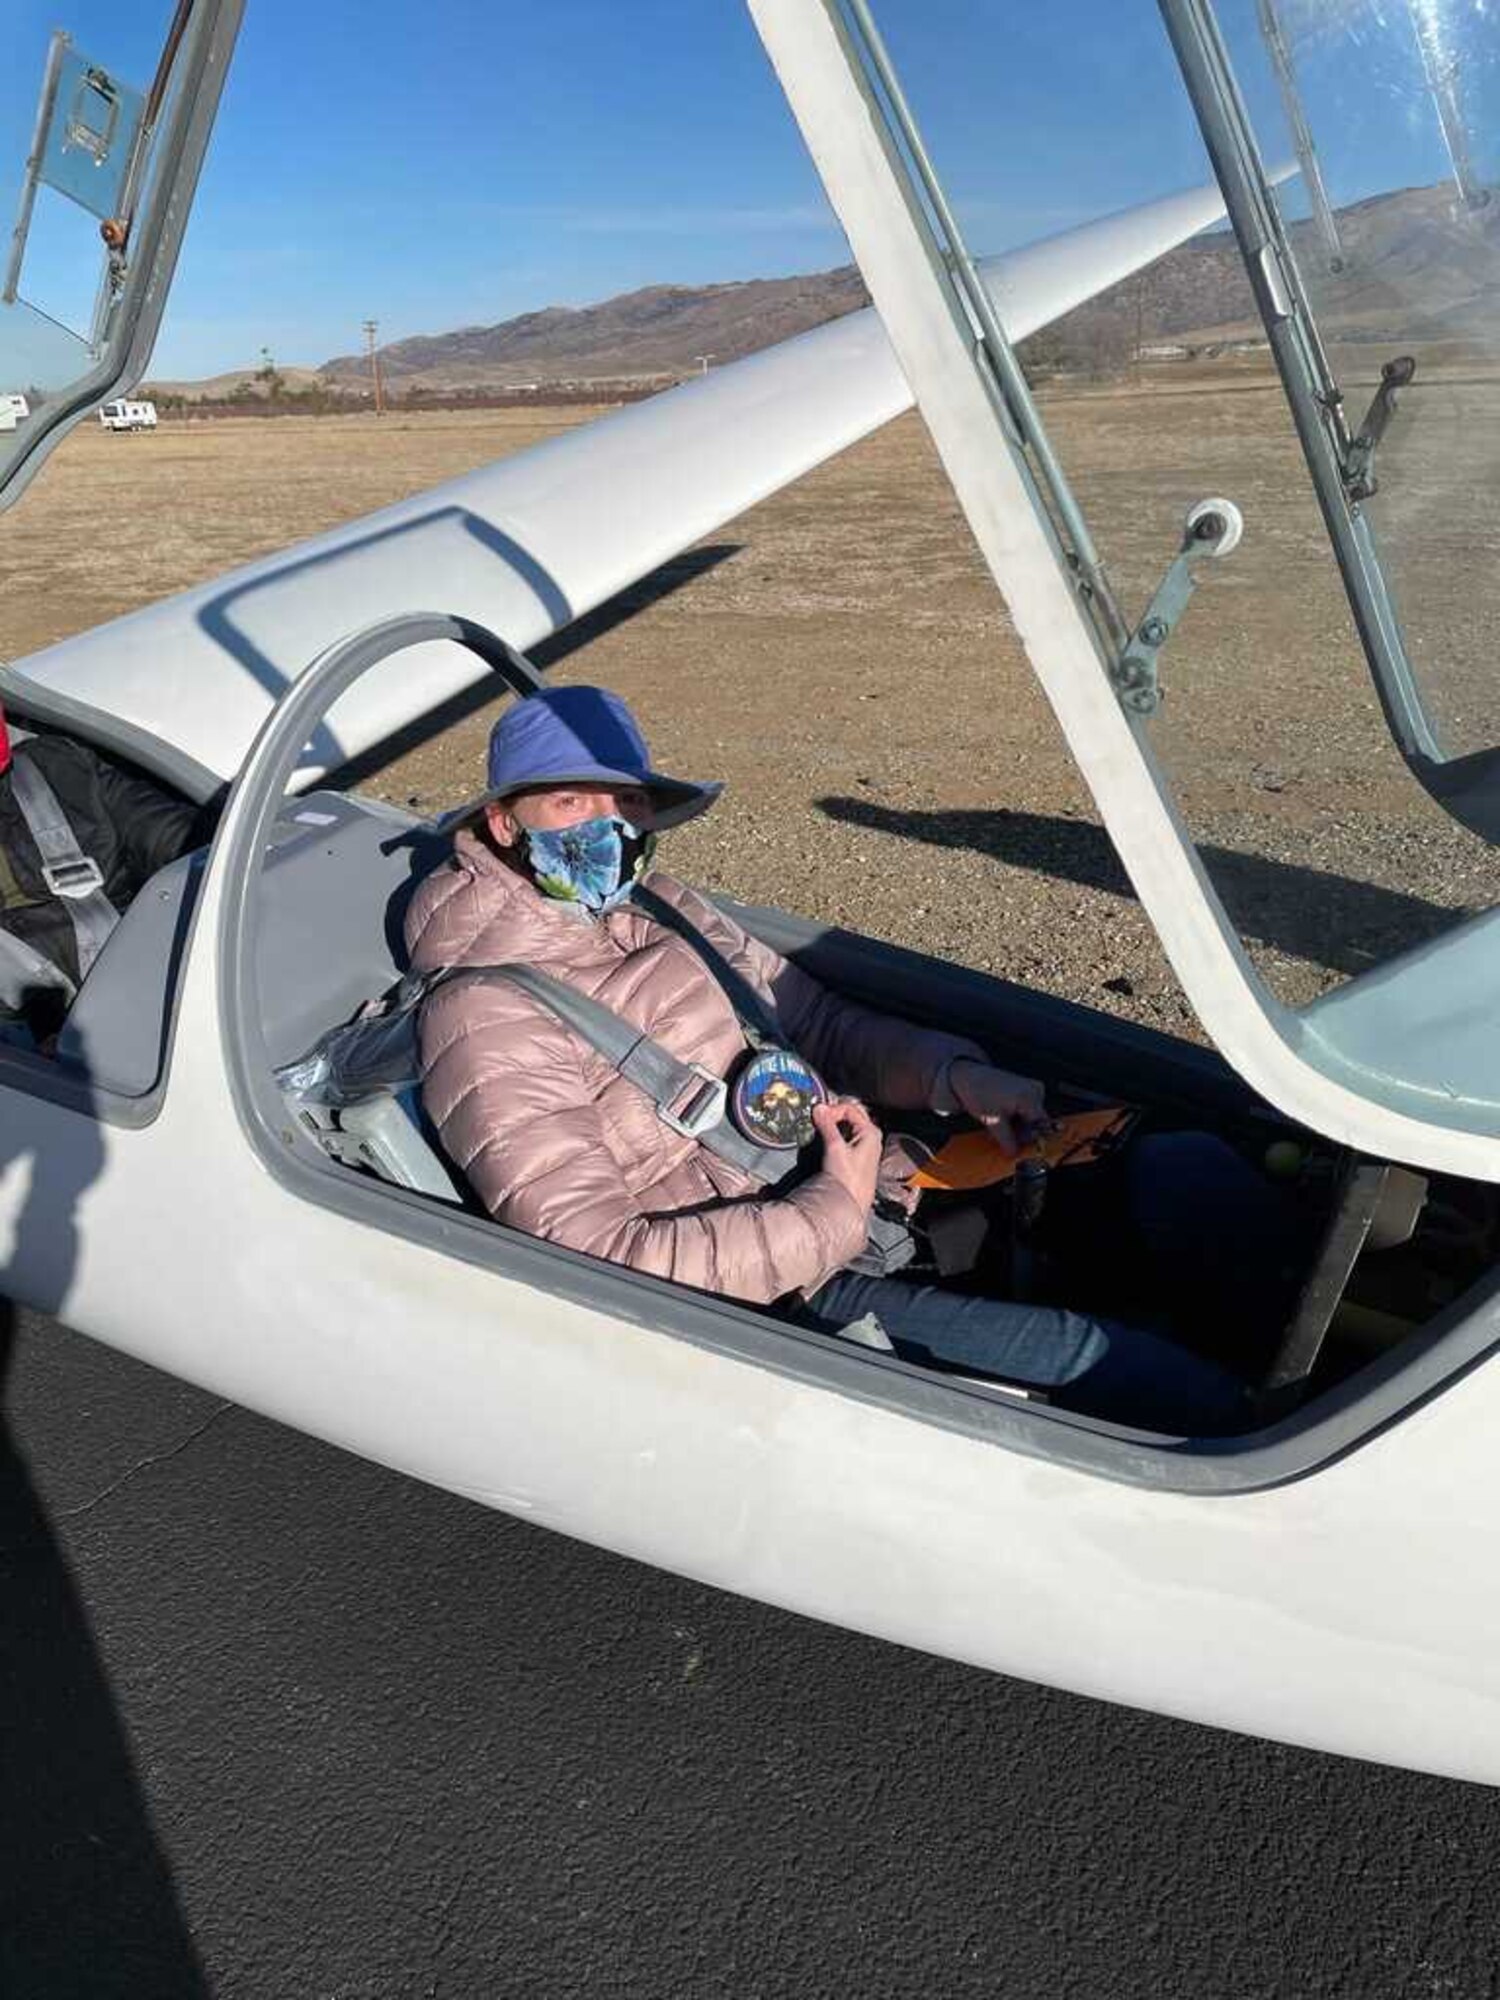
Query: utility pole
693 353 714 376
363 318 385 415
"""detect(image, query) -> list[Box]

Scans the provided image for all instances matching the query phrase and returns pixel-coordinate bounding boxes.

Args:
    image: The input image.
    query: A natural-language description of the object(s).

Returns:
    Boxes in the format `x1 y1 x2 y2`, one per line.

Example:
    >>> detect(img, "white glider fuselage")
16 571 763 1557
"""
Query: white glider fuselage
11 823 1500 1789
1 27 1497 1787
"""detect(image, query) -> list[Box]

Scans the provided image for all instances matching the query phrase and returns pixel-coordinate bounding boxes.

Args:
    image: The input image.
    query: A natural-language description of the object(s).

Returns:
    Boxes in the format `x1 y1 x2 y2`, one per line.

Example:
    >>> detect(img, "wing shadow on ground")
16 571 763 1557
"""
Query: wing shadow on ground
0 1311 208 1999
324 541 743 793
816 798 1474 977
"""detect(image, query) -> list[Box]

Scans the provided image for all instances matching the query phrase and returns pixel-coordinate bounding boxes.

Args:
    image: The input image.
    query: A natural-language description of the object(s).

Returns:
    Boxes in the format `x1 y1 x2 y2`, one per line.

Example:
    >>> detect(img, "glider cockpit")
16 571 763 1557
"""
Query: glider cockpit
125 608 1483 1481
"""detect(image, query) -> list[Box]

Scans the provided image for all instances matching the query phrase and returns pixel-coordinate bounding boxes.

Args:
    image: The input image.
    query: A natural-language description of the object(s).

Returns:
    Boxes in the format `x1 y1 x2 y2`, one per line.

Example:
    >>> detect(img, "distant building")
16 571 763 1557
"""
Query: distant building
99 399 158 432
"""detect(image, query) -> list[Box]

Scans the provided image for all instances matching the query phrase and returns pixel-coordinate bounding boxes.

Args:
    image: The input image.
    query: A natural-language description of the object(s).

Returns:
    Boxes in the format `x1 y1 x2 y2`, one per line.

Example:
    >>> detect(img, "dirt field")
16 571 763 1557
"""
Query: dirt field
0 393 1494 1039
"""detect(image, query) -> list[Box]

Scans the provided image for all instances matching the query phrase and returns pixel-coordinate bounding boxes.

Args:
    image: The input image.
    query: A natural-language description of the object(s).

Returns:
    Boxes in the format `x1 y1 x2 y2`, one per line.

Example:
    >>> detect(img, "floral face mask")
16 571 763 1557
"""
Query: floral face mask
523 815 656 912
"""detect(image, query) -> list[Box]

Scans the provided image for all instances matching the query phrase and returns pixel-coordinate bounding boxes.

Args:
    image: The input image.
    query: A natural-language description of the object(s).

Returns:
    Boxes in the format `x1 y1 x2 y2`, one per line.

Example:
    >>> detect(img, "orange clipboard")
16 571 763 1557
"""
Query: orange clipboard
907 1106 1136 1193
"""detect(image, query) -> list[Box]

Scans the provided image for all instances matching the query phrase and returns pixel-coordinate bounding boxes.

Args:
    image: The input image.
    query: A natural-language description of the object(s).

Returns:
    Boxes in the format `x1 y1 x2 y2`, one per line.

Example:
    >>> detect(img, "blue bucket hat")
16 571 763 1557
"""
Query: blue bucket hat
480 685 721 831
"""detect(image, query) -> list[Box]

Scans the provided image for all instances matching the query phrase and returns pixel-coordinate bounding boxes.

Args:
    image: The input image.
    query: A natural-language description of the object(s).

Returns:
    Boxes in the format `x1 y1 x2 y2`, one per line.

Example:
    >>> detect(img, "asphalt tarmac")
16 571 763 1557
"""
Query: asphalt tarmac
6 1303 1500 2000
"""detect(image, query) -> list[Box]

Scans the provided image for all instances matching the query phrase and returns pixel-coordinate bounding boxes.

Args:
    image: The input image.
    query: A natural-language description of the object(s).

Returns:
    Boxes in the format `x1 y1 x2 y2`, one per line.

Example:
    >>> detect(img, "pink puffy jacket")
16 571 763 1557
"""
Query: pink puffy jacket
406 832 988 1304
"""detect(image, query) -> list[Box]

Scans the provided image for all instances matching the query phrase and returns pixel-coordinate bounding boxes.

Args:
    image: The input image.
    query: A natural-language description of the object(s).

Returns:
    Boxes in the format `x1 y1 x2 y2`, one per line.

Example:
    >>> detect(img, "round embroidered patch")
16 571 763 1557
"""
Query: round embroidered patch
731 1048 826 1149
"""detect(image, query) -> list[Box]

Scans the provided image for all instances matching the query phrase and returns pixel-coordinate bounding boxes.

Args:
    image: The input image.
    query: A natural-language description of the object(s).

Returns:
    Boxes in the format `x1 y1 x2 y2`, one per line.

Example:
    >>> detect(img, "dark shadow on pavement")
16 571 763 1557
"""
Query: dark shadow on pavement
0 1317 208 1999
0 1044 206 1997
816 797 1475 976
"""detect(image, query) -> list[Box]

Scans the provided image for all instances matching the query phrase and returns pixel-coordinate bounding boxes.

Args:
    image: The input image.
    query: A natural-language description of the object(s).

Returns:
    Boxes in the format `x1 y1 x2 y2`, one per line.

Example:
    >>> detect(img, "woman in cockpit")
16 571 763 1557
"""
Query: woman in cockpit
405 684 1296 1434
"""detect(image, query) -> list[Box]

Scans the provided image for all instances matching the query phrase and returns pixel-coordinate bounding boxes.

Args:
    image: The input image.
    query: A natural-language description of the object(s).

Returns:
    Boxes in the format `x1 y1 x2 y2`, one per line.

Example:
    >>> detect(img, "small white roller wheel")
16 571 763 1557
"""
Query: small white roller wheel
1185 496 1243 557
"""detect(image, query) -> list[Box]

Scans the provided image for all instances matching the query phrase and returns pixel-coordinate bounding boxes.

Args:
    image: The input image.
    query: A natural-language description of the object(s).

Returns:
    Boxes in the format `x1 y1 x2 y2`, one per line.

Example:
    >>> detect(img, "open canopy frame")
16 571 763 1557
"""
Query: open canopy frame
748 0 1500 1180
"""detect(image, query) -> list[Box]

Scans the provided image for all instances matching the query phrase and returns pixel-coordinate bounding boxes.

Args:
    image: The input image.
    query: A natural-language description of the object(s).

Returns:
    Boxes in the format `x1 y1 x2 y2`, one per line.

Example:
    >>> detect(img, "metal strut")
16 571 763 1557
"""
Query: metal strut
1254 0 1345 272
1113 498 1244 716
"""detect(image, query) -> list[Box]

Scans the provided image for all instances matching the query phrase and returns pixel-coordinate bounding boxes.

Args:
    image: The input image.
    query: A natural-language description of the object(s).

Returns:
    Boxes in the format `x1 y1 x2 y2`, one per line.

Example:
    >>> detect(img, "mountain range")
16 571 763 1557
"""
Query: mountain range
152 184 1498 400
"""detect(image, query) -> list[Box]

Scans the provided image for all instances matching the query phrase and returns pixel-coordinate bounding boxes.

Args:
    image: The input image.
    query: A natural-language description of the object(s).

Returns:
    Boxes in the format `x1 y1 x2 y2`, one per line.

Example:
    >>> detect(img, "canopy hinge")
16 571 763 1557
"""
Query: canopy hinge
1341 355 1416 504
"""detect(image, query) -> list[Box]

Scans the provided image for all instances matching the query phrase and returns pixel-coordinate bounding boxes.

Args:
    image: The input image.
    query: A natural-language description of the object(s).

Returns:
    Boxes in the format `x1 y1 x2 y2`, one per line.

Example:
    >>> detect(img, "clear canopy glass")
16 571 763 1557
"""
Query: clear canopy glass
1216 0 1500 771
0 4 178 490
755 0 1500 1168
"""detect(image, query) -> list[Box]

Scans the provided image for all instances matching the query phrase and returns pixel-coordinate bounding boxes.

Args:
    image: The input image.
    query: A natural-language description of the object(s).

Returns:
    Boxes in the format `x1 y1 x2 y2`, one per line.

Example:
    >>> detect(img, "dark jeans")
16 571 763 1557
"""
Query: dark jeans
801 1133 1303 1435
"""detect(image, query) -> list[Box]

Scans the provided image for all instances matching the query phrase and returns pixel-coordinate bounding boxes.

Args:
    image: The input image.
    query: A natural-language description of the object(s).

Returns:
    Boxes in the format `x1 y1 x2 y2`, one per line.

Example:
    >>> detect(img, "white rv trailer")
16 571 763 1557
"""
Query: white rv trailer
98 398 158 432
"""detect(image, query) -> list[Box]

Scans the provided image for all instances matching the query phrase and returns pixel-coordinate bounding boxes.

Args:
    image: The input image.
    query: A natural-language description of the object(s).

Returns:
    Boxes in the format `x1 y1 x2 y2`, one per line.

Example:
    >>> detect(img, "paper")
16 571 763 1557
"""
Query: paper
908 1107 1135 1192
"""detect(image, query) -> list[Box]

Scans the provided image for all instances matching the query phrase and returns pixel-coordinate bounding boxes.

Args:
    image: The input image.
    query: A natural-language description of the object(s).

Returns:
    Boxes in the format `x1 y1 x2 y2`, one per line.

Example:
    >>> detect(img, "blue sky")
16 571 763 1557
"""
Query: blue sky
157 0 1220 375
4 0 1478 380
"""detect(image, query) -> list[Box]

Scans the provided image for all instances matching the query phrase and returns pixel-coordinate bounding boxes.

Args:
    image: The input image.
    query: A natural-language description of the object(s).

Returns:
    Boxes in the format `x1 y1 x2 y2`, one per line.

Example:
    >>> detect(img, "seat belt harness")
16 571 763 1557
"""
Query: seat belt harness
441 962 796 1188
7 747 120 982
0 921 76 1011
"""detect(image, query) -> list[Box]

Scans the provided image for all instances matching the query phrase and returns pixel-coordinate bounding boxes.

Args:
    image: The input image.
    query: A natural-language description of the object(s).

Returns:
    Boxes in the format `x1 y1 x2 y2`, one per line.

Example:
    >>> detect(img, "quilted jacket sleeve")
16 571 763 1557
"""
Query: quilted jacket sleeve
418 973 869 1305
665 884 990 1109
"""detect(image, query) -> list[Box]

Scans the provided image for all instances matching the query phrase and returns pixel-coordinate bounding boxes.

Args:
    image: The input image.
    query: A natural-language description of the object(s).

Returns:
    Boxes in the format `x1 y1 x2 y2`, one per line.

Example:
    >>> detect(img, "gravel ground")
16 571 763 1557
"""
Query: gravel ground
3 390 1496 1042
358 386 1499 1035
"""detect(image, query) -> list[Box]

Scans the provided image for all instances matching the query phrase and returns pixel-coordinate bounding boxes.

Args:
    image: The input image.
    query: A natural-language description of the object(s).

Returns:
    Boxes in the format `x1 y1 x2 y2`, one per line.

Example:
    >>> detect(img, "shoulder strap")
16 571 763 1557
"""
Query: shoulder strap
8 748 120 981
0 919 76 1012
438 961 795 1188
631 884 784 1050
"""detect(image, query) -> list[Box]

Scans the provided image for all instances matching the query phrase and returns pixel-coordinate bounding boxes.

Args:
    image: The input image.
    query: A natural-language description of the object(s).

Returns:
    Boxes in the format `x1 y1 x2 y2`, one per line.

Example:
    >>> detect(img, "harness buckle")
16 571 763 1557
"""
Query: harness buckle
658 1065 728 1140
42 856 105 900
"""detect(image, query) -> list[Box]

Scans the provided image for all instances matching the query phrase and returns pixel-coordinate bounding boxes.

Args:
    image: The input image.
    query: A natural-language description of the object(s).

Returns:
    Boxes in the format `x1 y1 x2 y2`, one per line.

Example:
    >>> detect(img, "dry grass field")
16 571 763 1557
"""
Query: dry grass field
0 391 1495 1040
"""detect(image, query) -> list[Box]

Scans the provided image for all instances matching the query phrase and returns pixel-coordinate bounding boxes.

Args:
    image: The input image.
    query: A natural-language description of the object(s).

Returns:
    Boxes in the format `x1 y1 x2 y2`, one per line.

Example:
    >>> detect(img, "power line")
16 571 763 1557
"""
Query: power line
362 318 384 416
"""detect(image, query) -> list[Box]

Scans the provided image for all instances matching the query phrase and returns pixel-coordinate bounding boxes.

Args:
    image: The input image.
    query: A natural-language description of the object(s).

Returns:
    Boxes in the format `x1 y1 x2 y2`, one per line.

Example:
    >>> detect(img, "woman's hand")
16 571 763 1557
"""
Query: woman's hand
814 1098 883 1214
947 1060 1050 1156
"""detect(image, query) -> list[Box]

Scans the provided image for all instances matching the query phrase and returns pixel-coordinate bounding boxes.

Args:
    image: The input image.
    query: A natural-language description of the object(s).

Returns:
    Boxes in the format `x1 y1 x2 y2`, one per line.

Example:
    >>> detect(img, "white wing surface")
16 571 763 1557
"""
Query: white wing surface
2 183 1226 792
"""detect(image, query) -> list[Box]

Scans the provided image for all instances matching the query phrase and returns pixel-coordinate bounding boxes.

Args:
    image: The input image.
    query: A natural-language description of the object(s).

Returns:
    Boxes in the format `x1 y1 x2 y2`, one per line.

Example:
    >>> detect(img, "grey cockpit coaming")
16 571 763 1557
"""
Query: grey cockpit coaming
209 791 1500 1497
